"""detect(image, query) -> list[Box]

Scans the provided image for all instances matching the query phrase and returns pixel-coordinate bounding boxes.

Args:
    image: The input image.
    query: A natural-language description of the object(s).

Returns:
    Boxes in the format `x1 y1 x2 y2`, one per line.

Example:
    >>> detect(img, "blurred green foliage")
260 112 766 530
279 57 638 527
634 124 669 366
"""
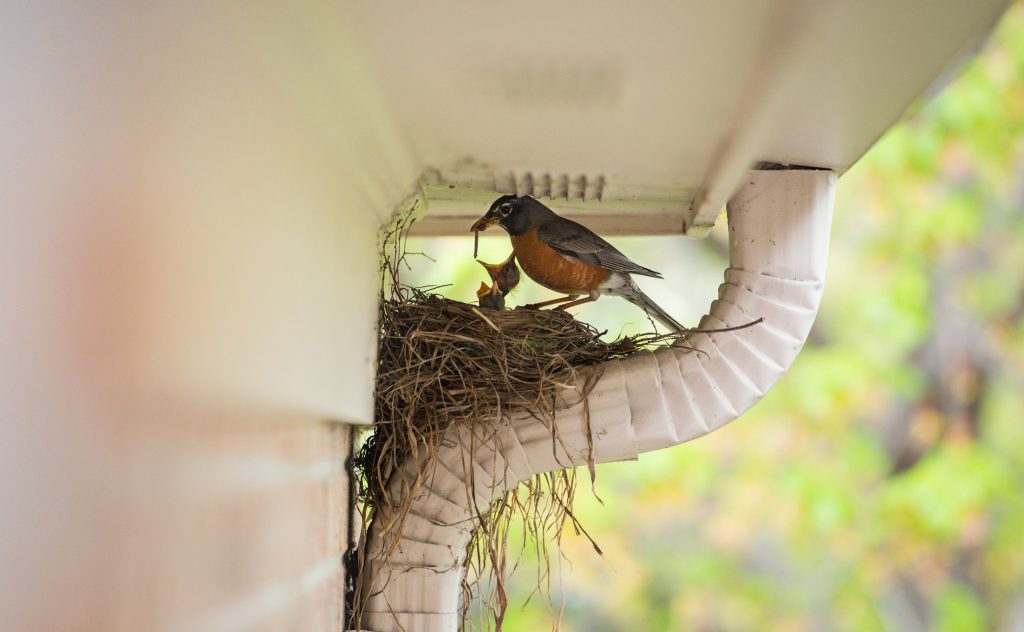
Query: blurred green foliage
408 5 1024 630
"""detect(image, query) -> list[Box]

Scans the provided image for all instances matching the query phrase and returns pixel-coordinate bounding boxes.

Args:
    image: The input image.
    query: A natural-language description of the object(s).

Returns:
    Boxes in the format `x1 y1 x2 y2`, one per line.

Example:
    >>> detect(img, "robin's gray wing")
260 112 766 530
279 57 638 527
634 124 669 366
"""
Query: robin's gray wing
537 218 663 278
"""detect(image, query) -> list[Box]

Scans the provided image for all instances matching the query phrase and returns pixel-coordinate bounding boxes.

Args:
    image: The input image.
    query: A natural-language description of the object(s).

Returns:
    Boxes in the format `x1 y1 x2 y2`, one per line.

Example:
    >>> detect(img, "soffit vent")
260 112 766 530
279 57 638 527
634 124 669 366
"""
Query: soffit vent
493 171 606 202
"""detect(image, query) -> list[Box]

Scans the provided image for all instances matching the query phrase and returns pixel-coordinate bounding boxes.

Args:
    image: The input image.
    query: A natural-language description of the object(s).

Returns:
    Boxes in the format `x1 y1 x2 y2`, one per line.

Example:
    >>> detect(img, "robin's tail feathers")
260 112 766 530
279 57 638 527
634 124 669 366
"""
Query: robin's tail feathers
616 279 686 333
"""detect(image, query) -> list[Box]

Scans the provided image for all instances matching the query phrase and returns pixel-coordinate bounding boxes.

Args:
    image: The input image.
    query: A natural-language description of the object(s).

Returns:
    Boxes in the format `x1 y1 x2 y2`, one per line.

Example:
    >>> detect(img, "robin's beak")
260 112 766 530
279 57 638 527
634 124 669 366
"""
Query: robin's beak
470 215 497 232
476 281 492 299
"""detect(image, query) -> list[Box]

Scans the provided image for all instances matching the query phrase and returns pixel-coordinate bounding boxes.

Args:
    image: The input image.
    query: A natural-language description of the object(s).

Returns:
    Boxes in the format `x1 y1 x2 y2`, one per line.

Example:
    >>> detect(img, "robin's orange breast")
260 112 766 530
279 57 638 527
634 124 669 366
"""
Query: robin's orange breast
510 227 609 294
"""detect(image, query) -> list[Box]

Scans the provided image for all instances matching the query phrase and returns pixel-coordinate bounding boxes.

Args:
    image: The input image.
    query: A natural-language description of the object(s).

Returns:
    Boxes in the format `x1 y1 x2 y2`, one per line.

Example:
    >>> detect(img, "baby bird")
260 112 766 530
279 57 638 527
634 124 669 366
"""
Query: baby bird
475 253 520 310
476 281 504 310
478 253 520 296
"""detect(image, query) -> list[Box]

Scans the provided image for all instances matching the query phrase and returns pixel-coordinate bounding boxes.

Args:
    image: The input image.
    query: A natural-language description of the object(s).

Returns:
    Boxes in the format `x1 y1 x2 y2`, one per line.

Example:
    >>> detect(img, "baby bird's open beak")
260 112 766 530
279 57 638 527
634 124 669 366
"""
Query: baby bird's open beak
477 258 501 282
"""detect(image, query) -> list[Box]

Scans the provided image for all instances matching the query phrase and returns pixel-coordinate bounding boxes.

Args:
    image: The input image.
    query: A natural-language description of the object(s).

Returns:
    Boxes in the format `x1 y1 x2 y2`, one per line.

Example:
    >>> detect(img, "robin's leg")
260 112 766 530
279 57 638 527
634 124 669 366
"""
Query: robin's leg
523 295 579 310
554 293 598 311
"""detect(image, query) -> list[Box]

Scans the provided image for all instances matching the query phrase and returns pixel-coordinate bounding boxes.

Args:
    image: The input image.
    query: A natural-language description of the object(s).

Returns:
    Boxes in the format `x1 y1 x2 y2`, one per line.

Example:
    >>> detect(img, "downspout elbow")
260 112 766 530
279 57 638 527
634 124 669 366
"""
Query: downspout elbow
628 168 835 453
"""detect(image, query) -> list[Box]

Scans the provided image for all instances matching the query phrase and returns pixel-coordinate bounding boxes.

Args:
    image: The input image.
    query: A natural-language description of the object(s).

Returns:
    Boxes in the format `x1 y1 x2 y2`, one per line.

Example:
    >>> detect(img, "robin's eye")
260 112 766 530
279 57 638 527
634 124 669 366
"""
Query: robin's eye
499 203 512 217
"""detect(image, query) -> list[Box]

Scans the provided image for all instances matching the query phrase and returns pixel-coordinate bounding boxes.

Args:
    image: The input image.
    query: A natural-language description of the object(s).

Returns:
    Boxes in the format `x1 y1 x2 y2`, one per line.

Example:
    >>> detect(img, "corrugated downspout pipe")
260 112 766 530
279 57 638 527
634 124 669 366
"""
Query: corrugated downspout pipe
359 168 836 632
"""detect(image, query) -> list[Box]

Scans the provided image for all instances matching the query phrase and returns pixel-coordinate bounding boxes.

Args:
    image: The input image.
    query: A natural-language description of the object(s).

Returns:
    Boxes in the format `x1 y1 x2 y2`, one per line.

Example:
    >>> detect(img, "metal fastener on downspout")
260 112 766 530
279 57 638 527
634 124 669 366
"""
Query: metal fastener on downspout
359 168 836 632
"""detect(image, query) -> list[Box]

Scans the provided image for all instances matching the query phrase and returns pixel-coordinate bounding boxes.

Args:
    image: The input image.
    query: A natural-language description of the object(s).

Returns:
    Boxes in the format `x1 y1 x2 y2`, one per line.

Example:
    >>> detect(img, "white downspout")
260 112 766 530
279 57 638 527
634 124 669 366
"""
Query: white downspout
359 168 836 632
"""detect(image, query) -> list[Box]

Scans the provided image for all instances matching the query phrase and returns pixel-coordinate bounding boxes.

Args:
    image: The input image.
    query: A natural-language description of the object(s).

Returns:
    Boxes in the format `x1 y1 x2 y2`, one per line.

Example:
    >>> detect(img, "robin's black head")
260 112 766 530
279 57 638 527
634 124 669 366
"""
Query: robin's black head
470 195 548 235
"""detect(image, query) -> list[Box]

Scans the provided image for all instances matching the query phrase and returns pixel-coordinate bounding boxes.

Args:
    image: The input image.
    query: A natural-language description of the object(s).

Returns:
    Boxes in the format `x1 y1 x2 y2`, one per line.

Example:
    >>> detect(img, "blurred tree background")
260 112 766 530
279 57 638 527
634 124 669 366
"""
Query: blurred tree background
403 4 1024 630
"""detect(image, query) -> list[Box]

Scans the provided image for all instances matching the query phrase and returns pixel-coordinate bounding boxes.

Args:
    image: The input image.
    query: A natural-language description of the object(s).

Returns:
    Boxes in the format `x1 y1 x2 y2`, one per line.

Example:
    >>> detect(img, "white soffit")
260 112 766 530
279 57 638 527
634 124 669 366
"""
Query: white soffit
349 0 1010 235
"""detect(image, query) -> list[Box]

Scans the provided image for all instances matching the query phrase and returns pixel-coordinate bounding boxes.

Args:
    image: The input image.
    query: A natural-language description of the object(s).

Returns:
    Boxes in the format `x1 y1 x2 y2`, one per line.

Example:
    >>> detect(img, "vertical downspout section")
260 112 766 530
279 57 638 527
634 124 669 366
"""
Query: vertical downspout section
359 169 836 632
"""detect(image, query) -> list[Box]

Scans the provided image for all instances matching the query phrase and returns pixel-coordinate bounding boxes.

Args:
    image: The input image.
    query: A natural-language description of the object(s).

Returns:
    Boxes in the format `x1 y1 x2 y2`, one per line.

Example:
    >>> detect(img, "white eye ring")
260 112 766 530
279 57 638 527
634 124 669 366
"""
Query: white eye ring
499 203 512 216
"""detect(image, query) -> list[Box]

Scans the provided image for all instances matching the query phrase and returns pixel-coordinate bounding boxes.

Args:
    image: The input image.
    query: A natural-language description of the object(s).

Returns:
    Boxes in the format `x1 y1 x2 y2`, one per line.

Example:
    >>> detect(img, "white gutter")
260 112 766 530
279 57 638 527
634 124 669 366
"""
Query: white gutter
359 168 836 632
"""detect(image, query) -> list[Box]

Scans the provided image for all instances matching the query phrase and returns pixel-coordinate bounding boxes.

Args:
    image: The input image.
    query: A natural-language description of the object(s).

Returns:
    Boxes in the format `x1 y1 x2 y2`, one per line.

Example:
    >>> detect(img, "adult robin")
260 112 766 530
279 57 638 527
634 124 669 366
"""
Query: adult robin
470 194 685 332
475 253 519 310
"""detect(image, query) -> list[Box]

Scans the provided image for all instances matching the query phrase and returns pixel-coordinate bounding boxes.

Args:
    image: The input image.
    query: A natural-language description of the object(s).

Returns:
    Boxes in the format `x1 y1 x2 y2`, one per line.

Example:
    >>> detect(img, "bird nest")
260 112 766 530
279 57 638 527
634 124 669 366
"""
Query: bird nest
349 207 679 630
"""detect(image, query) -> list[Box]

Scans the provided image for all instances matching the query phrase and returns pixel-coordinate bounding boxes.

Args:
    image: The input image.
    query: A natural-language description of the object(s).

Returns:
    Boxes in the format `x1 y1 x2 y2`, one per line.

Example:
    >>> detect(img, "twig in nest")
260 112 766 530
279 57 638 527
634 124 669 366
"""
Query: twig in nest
470 306 501 334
